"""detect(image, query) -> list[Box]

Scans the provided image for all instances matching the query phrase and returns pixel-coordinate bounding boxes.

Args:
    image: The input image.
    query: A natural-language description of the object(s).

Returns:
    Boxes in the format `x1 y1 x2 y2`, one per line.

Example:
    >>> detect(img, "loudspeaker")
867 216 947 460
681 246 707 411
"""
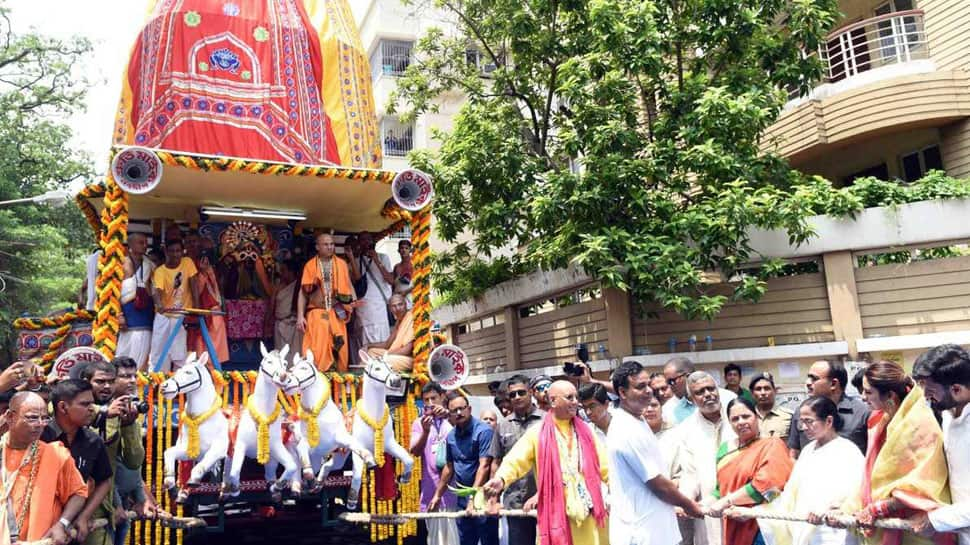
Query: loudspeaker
111 147 163 194
428 344 469 391
391 169 434 211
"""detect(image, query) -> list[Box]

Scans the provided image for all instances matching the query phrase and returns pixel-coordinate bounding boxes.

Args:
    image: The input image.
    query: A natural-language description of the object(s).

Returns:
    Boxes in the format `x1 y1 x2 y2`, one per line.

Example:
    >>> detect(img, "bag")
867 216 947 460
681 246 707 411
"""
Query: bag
433 439 448 471
134 287 151 311
353 257 368 298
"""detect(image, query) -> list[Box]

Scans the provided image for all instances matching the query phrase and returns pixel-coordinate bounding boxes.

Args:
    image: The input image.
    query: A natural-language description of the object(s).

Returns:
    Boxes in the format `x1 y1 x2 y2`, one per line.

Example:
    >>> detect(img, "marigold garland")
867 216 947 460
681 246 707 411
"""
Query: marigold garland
298 373 330 448
355 400 389 467
246 397 281 464
180 395 222 459
152 149 395 184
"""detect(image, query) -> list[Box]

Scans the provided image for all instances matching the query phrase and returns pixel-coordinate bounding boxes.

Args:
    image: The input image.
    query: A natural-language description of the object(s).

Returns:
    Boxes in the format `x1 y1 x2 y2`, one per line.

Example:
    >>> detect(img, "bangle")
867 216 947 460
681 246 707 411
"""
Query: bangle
59 517 72 530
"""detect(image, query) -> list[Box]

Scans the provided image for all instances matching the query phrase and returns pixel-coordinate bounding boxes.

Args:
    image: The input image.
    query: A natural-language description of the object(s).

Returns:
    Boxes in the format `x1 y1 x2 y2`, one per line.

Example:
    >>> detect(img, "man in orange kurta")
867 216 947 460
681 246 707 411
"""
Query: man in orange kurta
2 392 87 545
297 234 355 372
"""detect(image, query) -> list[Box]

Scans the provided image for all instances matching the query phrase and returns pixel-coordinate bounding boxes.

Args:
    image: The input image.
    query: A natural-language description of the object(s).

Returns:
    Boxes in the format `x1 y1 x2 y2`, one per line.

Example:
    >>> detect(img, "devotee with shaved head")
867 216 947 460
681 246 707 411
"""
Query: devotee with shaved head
365 294 415 372
2 392 87 545
485 380 610 544
297 233 356 372
116 232 154 370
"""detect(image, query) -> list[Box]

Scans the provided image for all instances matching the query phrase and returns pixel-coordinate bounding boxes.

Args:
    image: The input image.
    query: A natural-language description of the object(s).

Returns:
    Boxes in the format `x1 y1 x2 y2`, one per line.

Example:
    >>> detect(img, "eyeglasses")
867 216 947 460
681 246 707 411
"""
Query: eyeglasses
667 373 688 386
797 417 819 430
534 383 551 393
19 414 51 425
508 390 529 399
449 406 469 415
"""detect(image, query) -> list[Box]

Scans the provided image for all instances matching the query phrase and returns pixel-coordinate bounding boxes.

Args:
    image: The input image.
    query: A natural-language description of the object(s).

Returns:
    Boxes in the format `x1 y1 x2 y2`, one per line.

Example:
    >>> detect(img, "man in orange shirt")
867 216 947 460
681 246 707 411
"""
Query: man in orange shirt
2 392 87 545
297 233 356 372
366 294 414 372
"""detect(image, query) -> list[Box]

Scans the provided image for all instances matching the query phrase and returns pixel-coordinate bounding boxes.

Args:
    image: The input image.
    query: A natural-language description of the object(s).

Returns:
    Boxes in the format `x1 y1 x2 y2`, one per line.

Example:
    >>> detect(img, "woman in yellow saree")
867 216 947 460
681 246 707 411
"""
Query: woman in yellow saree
832 361 954 545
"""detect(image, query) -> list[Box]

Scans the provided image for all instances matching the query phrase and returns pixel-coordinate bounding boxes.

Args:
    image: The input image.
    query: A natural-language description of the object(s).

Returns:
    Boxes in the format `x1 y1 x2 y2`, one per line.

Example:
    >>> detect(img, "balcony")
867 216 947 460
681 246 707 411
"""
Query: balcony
380 118 414 158
765 9 970 165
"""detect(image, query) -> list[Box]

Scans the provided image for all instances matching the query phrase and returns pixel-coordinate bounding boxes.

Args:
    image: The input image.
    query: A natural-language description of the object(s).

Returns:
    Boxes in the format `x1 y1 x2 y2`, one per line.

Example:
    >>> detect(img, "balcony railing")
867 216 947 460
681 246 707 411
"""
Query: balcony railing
381 119 414 157
822 10 928 83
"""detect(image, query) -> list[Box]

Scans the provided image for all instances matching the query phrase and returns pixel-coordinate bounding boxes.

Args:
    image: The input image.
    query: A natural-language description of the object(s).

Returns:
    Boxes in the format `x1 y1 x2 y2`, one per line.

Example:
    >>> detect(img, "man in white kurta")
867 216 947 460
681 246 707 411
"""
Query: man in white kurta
911 344 970 545
673 372 736 545
352 232 393 346
608 361 705 545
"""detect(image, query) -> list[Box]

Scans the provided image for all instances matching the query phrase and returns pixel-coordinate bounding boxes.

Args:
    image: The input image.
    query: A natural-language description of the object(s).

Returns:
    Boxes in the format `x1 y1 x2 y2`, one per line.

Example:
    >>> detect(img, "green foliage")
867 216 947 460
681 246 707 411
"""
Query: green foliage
0 4 94 364
393 0 841 318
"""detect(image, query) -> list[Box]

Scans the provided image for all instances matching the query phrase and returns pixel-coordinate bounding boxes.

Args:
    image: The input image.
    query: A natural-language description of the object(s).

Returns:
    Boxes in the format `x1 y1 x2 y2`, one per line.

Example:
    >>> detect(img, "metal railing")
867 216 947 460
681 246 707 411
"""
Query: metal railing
822 10 928 83
370 39 414 80
381 119 414 157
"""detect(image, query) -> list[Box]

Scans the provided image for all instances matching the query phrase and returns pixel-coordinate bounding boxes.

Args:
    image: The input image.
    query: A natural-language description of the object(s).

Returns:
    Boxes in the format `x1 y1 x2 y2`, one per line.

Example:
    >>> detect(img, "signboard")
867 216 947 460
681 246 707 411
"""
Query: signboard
50 346 107 381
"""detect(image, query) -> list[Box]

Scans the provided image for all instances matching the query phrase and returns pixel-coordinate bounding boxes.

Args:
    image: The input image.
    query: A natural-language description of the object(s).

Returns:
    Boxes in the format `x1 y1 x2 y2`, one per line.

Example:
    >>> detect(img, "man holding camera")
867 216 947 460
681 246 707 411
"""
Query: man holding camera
42 380 114 543
80 359 146 545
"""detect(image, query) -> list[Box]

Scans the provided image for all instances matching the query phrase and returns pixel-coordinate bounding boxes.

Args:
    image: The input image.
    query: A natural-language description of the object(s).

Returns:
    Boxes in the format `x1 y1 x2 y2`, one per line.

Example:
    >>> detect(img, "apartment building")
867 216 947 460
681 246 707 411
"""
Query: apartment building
766 0 970 184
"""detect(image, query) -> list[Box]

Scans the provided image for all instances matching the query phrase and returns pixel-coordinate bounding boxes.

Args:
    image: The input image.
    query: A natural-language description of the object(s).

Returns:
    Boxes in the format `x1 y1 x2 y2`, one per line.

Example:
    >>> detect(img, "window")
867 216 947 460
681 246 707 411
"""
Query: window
465 47 502 75
843 163 889 185
900 145 943 182
380 117 414 157
370 40 413 80
874 0 920 65
456 312 505 335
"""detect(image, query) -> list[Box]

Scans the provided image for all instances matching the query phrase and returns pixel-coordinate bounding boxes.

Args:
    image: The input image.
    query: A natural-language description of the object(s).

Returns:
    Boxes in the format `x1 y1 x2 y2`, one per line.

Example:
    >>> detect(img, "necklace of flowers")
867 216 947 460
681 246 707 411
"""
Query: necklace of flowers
180 396 223 459
298 373 331 448
0 435 41 534
246 397 281 464
355 400 389 467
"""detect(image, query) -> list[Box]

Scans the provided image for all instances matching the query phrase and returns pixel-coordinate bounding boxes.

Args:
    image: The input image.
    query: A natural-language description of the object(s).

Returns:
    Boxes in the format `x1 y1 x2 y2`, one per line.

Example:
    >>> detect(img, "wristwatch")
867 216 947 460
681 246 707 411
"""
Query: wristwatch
58 517 72 530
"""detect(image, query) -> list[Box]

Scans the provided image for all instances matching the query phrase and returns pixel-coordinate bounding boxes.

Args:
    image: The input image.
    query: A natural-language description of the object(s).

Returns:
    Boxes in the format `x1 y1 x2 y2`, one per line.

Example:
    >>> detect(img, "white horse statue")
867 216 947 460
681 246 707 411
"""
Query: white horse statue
161 352 228 501
222 343 301 499
320 349 413 509
281 349 375 487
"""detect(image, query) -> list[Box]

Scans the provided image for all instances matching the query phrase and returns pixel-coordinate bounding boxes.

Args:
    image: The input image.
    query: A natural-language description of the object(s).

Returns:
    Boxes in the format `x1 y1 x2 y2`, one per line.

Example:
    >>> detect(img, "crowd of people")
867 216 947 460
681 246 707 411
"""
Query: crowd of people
0 356 167 545
410 345 970 545
85 227 415 374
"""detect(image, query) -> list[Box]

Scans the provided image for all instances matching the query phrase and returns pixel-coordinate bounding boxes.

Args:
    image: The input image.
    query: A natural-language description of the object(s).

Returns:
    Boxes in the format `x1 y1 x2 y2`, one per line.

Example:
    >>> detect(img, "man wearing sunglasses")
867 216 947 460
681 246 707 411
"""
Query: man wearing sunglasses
529 375 553 411
489 375 544 545
661 357 736 426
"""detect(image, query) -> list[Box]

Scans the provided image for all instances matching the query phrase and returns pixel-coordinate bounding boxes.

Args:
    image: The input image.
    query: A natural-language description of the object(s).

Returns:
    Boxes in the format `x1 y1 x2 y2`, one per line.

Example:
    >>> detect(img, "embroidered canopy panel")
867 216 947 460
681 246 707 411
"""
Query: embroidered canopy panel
114 0 382 169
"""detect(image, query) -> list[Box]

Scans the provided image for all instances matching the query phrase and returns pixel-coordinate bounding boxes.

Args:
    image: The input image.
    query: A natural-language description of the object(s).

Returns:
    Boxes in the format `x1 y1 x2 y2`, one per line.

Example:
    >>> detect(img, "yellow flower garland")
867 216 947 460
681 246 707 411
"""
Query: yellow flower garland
355 400 389 467
298 374 330 448
180 396 223 459
246 397 282 464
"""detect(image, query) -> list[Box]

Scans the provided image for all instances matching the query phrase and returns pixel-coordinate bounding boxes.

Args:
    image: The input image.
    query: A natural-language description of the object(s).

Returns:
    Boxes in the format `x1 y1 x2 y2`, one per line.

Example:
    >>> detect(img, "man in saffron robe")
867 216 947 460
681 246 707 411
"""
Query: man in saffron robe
2 392 87 545
297 233 355 372
366 294 414 372
484 380 609 545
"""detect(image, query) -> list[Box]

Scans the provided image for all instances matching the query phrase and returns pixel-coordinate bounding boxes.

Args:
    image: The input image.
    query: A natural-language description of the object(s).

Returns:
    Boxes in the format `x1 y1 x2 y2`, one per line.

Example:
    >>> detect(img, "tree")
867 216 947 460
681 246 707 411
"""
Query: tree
0 4 93 364
392 0 840 316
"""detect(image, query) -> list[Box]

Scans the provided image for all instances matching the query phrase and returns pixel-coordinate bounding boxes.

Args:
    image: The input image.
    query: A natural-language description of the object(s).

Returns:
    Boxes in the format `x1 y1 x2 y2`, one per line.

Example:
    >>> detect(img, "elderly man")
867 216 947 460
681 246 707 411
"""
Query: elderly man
662 357 736 425
489 375 544 545
116 232 155 370
748 372 792 440
366 294 414 372
2 392 87 545
297 233 355 372
148 238 198 371
430 392 496 545
42 380 113 544
910 344 970 544
409 383 458 545
787 359 869 458
673 371 737 545
485 381 609 545
608 361 704 545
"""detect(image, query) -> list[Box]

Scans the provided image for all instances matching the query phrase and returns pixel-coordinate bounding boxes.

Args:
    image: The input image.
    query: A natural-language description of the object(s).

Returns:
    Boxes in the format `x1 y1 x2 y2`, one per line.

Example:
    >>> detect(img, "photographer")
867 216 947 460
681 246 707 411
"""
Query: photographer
80 358 146 545
563 344 615 395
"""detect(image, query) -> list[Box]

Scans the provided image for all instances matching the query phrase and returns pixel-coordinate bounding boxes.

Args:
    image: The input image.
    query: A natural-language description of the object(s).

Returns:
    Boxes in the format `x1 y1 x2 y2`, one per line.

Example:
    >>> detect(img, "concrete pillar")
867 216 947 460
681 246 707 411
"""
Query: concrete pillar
822 251 864 358
503 306 521 371
603 287 633 359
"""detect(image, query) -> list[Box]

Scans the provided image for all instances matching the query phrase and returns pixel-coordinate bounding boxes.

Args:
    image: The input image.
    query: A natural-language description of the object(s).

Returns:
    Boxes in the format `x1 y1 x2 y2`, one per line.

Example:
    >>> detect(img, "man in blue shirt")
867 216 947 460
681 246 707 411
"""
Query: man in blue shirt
430 391 496 545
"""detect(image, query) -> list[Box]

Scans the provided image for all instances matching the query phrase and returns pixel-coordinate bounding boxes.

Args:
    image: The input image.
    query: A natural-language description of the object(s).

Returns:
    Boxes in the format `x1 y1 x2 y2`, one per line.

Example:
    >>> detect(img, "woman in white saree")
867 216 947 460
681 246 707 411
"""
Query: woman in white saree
740 395 865 545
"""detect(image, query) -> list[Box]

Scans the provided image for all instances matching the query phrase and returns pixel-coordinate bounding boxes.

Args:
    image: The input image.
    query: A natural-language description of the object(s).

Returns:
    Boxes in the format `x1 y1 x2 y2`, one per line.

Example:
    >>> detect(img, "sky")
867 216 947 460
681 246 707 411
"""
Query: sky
7 0 370 181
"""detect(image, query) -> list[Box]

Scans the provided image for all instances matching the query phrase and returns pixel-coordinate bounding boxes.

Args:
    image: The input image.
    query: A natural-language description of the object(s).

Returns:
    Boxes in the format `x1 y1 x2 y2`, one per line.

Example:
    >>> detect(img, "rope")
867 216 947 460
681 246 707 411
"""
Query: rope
725 507 914 531
18 514 204 545
340 509 538 525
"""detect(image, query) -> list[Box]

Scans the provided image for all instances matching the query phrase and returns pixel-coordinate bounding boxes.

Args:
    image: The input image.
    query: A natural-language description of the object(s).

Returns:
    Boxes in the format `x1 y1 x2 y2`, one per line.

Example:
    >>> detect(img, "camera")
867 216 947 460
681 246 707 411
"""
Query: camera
131 398 150 415
562 362 586 377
